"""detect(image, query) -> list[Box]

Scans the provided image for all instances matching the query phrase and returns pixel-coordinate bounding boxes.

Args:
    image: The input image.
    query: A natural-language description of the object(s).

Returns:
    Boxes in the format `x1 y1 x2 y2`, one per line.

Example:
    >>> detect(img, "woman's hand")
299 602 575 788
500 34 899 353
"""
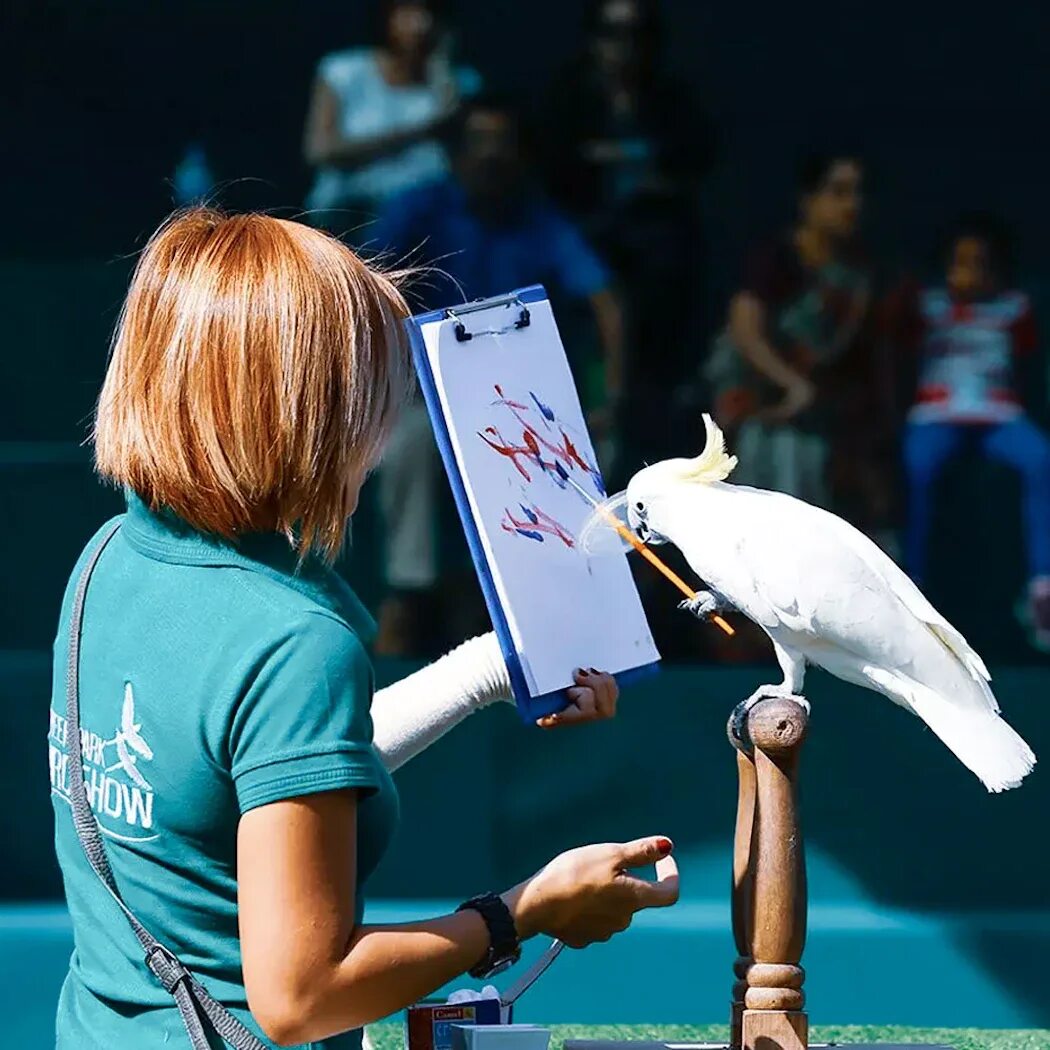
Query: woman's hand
536 669 618 728
502 836 679 948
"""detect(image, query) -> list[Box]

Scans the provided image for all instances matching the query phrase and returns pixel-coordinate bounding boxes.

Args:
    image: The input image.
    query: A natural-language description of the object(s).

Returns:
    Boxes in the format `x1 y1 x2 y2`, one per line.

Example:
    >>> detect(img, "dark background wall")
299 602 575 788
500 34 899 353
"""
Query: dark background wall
4 0 1050 282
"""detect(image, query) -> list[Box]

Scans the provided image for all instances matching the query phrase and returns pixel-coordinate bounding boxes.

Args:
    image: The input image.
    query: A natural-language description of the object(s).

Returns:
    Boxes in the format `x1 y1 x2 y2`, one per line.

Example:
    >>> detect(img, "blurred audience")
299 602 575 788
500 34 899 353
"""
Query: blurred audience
705 154 871 510
302 0 480 241
543 0 716 221
289 7 1048 665
890 213 1050 649
369 93 624 655
541 0 718 472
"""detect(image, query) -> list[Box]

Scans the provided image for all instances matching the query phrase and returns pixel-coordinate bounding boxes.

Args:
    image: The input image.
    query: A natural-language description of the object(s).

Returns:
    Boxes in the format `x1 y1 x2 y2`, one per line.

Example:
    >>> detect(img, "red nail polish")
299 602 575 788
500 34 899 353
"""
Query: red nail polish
656 837 673 855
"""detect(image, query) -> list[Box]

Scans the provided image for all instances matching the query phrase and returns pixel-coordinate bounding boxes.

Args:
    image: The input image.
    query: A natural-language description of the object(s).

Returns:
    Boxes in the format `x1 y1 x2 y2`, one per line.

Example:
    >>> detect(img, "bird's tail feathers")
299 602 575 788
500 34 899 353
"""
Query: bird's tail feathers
926 621 993 691
867 668 1035 792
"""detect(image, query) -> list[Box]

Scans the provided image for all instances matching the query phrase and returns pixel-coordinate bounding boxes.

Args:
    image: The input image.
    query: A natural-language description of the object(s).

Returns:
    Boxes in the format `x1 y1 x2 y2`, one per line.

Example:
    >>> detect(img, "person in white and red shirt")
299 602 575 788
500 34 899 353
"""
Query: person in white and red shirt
899 213 1050 648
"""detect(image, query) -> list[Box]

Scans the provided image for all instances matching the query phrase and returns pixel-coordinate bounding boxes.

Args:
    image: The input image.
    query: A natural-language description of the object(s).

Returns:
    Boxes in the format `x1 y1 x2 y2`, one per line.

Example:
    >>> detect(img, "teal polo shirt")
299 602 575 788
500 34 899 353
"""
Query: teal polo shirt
48 492 399 1050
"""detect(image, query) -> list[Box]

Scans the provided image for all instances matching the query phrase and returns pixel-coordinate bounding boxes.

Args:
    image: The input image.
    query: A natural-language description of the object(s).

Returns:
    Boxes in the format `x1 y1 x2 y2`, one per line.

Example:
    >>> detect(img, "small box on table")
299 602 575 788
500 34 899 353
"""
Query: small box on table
406 1000 502 1050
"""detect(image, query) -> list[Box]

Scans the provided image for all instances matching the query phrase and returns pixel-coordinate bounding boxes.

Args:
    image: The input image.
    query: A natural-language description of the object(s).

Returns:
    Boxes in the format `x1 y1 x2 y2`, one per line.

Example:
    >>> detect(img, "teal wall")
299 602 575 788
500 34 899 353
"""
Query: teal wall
366 663 1050 912
8 653 1048 913
3 658 1049 1030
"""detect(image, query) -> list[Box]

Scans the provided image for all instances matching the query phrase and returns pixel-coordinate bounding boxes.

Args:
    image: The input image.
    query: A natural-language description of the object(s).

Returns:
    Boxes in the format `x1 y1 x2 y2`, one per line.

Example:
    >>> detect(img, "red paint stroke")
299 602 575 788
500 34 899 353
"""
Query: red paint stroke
500 503 575 548
492 385 596 476
479 426 534 481
559 431 591 473
483 384 606 499
492 384 530 411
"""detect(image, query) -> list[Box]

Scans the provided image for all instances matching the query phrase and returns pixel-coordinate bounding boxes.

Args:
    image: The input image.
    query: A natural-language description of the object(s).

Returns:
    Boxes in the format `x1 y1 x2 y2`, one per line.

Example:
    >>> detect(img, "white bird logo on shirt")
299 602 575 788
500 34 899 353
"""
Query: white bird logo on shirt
104 683 155 790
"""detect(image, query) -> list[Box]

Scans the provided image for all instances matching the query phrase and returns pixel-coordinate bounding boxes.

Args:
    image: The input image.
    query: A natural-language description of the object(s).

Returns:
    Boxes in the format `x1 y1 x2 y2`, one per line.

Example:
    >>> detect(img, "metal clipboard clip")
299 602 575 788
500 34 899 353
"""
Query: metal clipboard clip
446 293 531 342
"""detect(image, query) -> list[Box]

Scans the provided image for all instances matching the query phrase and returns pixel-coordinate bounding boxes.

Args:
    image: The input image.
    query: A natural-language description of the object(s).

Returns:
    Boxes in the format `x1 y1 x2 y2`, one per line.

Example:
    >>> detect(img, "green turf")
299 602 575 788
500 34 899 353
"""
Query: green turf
368 1022 1050 1049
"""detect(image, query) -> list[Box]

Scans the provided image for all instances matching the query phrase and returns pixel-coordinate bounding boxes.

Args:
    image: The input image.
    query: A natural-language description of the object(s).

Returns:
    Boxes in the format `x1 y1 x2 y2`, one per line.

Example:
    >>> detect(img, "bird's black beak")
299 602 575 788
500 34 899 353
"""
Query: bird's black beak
634 520 668 546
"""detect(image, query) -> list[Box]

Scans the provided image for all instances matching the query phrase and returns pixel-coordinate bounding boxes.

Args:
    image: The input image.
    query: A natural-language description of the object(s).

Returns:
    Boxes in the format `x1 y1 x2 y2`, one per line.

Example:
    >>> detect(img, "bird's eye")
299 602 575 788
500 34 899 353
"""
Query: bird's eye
635 501 645 512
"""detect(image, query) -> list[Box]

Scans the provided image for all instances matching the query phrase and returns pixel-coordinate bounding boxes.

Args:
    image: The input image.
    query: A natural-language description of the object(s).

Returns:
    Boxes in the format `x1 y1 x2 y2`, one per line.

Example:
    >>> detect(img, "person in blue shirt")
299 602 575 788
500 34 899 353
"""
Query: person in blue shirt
370 93 625 654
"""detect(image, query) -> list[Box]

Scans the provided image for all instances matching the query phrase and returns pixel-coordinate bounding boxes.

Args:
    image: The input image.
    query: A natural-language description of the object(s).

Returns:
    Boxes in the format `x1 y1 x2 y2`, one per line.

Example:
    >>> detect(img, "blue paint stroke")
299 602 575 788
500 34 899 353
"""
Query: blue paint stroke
515 528 544 543
530 391 556 424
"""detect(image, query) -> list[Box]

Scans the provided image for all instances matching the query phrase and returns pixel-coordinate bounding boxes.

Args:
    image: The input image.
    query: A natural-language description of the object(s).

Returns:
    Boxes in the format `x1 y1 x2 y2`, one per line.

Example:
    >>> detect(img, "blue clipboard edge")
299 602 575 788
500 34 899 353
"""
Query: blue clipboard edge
405 285 660 724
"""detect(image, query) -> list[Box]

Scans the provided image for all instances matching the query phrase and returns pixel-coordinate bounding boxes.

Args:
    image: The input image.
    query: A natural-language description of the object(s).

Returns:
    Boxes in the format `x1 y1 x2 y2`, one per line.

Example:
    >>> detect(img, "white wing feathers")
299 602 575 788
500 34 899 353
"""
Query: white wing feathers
717 489 999 716
806 503 994 691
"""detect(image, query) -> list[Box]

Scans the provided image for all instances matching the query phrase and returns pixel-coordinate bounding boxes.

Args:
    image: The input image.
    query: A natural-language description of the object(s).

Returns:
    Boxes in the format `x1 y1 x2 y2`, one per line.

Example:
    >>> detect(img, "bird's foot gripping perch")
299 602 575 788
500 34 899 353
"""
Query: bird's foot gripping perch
727 687 810 751
678 589 730 620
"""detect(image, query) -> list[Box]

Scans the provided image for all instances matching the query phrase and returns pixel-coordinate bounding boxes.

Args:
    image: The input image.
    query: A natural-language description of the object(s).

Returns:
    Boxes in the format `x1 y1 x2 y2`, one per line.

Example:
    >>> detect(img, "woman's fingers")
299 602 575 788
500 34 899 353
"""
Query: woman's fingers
536 686 597 728
554 686 599 724
534 670 620 728
570 669 618 718
622 854 680 909
614 839 680 909
585 669 618 718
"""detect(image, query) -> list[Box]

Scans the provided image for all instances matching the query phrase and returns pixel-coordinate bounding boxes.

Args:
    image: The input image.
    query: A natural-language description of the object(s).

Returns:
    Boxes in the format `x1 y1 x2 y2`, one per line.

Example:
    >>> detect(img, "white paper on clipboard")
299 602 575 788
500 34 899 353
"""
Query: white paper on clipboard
412 289 660 702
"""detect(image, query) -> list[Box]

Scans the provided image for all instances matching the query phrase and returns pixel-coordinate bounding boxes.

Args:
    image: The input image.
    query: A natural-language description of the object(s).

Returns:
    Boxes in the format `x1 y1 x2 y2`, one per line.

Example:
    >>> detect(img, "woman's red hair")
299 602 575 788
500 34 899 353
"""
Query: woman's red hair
94 208 412 561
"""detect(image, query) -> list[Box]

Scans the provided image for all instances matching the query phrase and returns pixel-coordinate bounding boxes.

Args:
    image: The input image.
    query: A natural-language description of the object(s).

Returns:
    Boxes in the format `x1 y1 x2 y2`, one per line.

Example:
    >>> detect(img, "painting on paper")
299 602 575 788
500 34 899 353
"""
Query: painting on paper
420 297 659 698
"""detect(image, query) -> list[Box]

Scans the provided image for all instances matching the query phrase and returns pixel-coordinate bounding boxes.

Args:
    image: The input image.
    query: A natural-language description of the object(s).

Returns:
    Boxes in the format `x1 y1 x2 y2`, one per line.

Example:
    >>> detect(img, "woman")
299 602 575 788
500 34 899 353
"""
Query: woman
303 0 479 238
50 208 678 1049
705 154 872 510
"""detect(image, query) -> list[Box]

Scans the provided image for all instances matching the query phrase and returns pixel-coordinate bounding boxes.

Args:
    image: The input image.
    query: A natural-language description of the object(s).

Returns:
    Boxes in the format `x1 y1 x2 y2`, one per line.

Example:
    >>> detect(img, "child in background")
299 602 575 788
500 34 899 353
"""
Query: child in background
900 213 1050 649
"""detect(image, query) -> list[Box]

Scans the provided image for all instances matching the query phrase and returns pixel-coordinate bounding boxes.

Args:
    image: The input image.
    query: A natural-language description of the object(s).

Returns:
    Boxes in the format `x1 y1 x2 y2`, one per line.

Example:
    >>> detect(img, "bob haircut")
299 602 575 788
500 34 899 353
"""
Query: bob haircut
94 208 412 562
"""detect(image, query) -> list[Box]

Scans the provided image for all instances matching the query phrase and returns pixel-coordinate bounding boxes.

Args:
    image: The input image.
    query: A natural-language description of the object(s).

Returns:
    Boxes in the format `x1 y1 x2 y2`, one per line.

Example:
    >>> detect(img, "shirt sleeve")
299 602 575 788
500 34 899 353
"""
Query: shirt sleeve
547 210 610 299
739 241 790 305
1011 295 1038 357
316 49 363 95
1010 296 1044 412
228 612 382 814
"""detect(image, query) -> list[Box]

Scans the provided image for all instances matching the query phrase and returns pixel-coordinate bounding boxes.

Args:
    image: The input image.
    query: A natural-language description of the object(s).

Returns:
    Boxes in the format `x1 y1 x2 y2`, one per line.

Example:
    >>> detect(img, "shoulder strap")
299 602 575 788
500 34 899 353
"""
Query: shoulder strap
64 521 269 1050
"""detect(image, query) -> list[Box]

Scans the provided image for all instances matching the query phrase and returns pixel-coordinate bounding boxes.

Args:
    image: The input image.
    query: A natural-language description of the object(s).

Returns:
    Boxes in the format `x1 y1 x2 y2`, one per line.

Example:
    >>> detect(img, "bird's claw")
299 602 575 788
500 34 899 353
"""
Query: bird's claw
727 688 810 751
744 686 810 714
678 590 726 620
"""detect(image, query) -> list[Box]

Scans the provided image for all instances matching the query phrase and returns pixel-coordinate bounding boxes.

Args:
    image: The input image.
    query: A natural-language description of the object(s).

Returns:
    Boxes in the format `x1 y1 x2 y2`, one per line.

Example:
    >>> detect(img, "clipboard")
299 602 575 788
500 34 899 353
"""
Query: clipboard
405 285 660 723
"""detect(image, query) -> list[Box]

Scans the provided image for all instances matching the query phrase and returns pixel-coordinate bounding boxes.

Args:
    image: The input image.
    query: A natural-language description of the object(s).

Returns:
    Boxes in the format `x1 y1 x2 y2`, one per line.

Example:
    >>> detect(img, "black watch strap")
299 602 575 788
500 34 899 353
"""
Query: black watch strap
457 892 521 978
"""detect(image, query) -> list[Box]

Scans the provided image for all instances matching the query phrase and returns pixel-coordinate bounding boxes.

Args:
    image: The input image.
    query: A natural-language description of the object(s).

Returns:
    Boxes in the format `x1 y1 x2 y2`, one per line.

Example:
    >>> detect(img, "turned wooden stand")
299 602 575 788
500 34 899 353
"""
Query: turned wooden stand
562 692 955 1050
728 697 809 1050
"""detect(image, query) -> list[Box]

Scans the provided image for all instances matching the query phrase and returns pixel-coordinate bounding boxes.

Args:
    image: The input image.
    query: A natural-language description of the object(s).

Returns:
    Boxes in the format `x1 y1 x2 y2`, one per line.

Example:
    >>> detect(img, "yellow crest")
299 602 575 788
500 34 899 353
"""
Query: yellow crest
676 414 738 484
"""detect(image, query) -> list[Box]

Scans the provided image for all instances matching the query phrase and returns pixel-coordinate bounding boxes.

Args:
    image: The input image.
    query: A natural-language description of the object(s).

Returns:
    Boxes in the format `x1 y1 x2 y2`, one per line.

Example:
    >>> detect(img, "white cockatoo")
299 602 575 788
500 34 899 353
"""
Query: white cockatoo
586 415 1036 792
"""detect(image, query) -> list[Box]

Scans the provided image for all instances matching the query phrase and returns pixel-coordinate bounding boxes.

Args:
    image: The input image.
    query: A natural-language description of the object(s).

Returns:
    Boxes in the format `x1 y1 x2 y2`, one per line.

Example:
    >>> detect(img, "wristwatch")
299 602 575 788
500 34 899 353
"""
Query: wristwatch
457 892 522 979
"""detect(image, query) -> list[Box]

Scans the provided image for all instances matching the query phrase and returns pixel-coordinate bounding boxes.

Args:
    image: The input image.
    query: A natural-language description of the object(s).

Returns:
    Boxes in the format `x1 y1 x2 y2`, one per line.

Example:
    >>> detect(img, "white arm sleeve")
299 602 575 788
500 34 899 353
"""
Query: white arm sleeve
370 632 514 773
